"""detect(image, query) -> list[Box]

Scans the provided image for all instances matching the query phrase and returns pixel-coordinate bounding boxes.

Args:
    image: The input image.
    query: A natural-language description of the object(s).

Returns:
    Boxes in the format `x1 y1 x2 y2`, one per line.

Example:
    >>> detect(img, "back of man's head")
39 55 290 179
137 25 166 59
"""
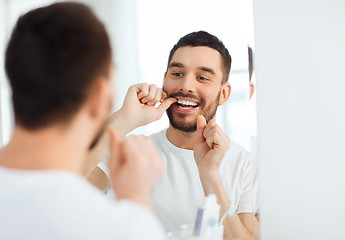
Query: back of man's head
5 2 112 130
167 31 232 83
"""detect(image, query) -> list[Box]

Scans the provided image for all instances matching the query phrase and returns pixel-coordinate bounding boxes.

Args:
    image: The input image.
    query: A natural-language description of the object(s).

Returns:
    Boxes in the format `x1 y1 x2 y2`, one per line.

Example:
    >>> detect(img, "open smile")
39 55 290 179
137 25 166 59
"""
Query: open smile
174 98 199 113
176 99 199 108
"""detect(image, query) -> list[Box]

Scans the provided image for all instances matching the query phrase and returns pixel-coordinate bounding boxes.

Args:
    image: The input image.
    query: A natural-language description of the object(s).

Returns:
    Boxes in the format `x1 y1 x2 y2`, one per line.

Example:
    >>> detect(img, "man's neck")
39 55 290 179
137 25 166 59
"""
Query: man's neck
0 125 88 174
166 125 199 150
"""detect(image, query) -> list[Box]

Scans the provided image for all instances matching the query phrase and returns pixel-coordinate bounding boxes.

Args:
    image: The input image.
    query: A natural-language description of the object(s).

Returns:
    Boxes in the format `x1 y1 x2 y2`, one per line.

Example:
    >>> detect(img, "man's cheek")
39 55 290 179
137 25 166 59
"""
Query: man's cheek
163 88 173 98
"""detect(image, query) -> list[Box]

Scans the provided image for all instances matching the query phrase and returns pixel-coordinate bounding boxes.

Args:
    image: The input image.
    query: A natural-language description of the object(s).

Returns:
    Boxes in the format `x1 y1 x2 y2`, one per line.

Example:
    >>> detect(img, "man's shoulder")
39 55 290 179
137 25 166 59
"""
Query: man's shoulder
224 140 255 167
128 128 167 142
0 171 165 238
229 141 251 158
147 128 167 140
147 128 168 149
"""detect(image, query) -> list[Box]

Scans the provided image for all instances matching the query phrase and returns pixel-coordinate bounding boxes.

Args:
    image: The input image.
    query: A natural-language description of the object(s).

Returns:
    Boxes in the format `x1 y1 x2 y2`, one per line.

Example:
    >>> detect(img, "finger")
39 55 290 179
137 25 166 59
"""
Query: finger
196 115 207 143
145 138 164 177
157 97 177 113
147 88 163 106
121 136 145 164
204 125 229 150
205 135 215 149
129 83 147 95
161 91 168 101
204 125 219 149
141 84 157 103
108 128 122 173
137 83 150 99
203 121 217 139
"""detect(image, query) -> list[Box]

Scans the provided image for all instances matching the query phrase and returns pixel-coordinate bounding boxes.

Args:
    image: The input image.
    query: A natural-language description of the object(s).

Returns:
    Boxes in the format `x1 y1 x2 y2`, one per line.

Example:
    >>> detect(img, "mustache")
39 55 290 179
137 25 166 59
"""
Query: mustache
167 92 205 106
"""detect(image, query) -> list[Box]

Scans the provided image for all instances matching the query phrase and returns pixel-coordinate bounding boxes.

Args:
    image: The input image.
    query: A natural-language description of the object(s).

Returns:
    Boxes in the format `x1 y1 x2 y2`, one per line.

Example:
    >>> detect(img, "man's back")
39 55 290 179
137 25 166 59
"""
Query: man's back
0 167 165 240
0 2 168 239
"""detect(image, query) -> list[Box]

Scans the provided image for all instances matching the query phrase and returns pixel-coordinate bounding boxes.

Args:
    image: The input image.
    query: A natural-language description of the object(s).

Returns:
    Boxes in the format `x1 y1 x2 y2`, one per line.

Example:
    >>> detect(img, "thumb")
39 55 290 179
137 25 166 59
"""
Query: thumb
108 128 122 173
196 115 207 143
157 97 177 113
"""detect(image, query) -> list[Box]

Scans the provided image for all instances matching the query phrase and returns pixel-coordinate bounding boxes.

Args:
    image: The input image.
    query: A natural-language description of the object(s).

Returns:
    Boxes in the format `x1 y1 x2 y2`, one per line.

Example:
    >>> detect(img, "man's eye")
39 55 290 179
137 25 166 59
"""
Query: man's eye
197 76 208 81
172 73 183 77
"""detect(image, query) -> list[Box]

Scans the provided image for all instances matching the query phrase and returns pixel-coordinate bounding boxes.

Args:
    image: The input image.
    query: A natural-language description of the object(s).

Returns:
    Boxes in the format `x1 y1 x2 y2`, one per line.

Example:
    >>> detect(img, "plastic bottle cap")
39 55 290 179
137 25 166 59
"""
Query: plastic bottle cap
205 194 217 206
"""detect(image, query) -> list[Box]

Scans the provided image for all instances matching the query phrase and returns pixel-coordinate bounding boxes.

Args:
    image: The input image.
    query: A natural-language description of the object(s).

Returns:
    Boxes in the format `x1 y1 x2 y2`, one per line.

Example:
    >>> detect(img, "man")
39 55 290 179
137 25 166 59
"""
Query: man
0 2 166 239
88 31 260 239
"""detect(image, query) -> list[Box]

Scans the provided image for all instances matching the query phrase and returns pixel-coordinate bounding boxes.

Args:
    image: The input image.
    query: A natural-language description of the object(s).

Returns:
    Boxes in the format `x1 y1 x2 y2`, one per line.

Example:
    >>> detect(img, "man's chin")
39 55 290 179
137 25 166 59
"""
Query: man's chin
169 119 198 133
171 124 197 133
167 110 198 132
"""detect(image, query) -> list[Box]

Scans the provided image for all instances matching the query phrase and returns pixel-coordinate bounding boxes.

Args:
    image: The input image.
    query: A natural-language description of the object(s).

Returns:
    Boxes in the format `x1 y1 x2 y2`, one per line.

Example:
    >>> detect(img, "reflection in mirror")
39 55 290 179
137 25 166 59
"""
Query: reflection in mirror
0 0 259 239
0 0 256 150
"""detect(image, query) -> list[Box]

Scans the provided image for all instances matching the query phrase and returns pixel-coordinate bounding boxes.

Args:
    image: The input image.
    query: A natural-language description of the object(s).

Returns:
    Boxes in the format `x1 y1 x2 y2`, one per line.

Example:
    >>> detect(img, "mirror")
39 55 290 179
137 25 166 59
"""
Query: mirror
0 0 259 238
0 0 257 150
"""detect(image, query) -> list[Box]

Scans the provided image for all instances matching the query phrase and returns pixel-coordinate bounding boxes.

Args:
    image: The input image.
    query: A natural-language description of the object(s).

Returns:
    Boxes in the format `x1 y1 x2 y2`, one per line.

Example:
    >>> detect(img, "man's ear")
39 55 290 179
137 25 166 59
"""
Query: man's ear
249 82 255 99
219 82 231 106
88 77 112 119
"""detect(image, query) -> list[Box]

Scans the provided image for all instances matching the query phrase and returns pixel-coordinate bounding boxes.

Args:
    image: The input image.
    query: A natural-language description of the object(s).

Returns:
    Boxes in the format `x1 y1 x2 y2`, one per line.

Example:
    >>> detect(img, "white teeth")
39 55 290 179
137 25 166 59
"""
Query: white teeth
177 99 198 106
178 106 192 109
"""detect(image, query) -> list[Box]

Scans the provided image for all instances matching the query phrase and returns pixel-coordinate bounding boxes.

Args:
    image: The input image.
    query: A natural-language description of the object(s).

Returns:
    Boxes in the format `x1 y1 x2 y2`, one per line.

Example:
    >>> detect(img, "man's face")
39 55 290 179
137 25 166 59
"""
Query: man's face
163 46 225 132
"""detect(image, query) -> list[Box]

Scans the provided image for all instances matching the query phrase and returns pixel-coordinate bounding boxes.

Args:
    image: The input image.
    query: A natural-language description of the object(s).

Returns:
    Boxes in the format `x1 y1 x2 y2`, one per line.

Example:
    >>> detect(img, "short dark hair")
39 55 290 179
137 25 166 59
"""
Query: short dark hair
167 31 231 83
5 2 112 130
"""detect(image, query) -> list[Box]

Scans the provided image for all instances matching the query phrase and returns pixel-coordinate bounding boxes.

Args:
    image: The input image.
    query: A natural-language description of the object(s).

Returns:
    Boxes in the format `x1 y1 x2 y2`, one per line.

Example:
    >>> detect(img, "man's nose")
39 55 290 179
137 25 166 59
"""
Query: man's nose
179 74 195 93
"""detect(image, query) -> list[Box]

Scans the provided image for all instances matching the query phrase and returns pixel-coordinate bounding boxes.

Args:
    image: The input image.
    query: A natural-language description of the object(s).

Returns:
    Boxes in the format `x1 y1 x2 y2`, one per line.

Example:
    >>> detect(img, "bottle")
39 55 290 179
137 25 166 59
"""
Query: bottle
193 194 220 237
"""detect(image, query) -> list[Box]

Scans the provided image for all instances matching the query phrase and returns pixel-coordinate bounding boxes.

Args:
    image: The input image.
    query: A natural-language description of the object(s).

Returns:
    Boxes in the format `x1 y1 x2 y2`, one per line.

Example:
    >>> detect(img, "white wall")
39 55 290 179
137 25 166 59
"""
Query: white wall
72 0 140 111
253 0 345 239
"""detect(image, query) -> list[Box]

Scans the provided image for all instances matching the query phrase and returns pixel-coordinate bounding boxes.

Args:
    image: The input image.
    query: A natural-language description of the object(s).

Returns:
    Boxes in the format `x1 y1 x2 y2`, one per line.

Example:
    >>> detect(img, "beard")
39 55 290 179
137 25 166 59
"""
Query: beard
166 90 220 132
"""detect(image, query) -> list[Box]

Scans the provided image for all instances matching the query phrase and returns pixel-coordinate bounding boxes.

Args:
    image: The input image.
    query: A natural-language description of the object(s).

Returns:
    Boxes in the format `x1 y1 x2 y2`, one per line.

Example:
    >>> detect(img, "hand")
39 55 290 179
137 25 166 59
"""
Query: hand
193 115 230 178
107 128 164 211
114 83 176 130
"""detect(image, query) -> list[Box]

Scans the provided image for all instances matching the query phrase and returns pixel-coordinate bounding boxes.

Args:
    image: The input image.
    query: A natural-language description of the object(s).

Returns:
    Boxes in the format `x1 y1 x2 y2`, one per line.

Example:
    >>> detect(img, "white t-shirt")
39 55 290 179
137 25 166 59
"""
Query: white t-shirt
99 128 256 232
0 167 166 240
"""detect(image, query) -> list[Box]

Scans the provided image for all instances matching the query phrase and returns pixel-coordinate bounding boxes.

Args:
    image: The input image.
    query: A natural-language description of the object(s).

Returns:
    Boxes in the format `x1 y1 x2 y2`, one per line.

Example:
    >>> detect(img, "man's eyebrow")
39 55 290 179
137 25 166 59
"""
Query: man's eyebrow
199 66 216 75
168 62 184 68
168 62 216 75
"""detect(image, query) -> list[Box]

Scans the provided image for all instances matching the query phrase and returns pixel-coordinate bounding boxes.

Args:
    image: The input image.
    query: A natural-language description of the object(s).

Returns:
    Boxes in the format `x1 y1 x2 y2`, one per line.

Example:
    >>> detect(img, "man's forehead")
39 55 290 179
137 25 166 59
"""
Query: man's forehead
170 46 223 74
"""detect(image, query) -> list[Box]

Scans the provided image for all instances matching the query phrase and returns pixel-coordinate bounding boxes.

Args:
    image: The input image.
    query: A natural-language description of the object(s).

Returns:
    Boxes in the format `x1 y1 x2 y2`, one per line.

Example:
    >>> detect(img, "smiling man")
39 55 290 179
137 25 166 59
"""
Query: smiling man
87 31 260 240
165 45 227 133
